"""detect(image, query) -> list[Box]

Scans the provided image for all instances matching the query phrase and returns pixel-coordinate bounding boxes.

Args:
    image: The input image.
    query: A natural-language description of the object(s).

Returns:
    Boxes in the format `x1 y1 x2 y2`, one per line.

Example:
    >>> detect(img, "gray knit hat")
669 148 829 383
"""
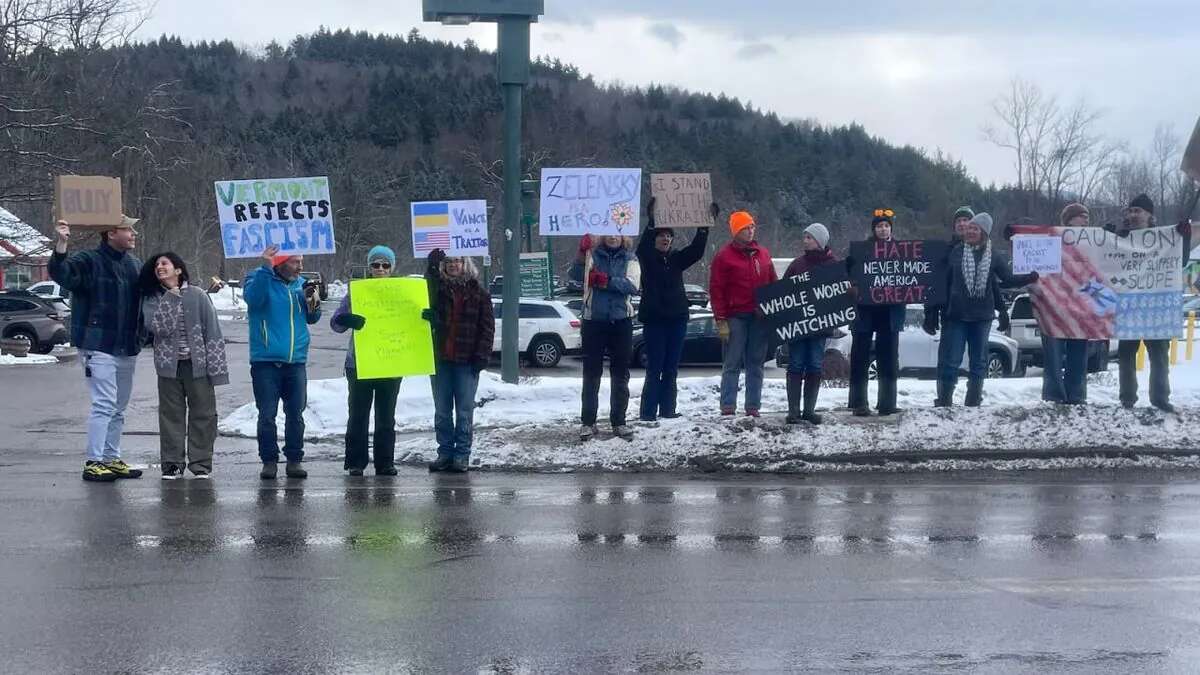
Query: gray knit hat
954 206 975 221
804 222 830 249
970 212 994 235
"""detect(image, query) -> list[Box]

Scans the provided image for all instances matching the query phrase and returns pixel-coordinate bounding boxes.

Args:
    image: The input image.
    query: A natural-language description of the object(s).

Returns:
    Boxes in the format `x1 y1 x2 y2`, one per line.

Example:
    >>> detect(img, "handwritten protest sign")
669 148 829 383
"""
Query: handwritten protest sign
53 176 123 228
215 176 336 259
351 278 435 379
650 173 714 227
1012 235 1062 274
755 264 856 341
410 200 489 257
539 168 641 236
848 239 948 305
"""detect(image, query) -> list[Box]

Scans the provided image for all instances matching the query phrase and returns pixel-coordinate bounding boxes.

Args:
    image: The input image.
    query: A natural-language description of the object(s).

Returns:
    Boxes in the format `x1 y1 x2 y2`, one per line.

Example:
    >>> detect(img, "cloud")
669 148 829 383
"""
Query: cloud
735 42 778 60
646 22 684 49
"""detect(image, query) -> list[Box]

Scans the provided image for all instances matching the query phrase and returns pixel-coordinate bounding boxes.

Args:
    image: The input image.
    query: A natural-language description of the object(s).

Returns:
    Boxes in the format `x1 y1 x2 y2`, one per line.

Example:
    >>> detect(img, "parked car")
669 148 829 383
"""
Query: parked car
492 298 581 367
684 284 710 308
1006 294 1111 374
0 289 69 354
632 312 781 368
1182 294 1200 322
25 280 66 302
299 271 328 301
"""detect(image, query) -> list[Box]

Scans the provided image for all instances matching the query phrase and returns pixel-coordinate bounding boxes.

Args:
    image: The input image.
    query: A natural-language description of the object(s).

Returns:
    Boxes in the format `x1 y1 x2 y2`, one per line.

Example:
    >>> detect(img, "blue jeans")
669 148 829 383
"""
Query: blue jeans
431 361 479 459
787 337 827 375
80 350 137 462
1042 336 1088 403
639 319 687 419
720 314 769 410
939 319 990 384
251 362 307 463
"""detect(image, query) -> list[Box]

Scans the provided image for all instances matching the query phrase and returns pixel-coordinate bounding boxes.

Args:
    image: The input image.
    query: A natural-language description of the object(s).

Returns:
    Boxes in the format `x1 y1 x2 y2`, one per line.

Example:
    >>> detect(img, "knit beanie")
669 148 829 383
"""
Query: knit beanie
969 212 994 235
1129 193 1154 214
954 206 975 221
729 211 756 237
1060 202 1089 226
271 254 298 268
367 245 396 267
804 223 830 249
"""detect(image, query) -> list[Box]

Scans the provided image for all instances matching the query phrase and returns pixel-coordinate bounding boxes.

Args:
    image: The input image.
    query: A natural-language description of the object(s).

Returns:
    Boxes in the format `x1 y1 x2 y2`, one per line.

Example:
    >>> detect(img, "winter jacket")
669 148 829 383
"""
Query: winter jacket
929 243 1035 323
708 240 776 320
142 284 230 385
783 248 841 337
329 291 360 370
844 238 905 334
425 267 495 366
635 223 708 323
48 242 143 356
582 244 641 322
243 264 321 363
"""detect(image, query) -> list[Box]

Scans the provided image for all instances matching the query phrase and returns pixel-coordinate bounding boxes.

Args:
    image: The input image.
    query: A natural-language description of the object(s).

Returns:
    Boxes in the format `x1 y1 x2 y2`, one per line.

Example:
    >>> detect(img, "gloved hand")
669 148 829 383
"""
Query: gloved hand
996 308 1010 333
336 313 366 330
716 319 730 342
421 308 434 322
426 248 446 273
646 196 657 218
576 234 593 261
1027 270 1040 284
710 202 720 222
588 269 608 289
1177 219 1193 235
922 311 939 336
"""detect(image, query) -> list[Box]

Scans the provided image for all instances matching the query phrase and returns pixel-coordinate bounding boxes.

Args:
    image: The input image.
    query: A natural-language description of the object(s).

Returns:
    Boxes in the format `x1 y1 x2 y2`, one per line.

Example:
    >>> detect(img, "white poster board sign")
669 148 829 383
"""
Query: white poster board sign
216 176 335 259
410 199 489 257
538 168 641 236
1012 235 1062 274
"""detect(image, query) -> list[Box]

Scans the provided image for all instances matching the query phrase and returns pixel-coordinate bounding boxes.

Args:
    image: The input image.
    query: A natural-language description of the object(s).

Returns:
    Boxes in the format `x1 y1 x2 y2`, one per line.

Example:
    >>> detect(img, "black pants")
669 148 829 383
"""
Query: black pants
344 368 402 471
581 318 633 427
1117 339 1170 407
849 329 899 410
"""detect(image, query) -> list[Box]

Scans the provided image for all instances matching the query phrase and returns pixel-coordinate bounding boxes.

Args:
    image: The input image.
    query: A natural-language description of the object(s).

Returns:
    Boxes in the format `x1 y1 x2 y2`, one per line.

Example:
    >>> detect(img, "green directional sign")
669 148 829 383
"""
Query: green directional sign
519 251 551 298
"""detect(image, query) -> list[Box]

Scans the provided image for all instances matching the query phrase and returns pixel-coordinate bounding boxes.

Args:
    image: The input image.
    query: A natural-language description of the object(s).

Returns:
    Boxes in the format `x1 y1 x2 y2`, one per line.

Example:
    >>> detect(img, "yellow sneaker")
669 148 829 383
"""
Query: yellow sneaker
103 459 143 479
82 461 118 482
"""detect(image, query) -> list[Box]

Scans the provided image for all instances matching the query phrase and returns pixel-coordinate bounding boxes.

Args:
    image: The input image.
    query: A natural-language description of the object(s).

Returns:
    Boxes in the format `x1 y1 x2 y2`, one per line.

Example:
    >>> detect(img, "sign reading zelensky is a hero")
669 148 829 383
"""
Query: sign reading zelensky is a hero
216 176 336 259
539 168 641 236
848 239 948 306
755 264 856 341
409 199 489 258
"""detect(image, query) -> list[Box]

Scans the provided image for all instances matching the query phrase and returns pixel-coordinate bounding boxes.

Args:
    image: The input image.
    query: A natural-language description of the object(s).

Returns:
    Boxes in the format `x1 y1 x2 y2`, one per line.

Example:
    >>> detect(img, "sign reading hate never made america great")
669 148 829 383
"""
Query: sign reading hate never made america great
216 176 335 259
848 239 948 305
755 264 856 341
538 168 641 236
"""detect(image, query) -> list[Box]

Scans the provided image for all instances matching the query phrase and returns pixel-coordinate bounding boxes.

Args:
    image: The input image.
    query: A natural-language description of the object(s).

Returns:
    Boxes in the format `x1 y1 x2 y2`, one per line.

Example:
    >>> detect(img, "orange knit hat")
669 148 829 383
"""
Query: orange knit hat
729 211 755 237
271 254 298 267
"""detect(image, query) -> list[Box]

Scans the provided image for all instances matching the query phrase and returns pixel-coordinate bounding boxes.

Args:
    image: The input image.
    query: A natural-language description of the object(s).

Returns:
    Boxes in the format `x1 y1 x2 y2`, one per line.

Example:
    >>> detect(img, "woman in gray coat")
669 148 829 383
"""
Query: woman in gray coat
140 252 229 479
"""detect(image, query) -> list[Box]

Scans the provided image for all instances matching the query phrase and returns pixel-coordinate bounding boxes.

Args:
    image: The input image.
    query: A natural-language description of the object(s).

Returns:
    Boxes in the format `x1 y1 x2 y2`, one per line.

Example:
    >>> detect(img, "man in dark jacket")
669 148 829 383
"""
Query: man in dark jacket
49 217 145 482
635 198 712 421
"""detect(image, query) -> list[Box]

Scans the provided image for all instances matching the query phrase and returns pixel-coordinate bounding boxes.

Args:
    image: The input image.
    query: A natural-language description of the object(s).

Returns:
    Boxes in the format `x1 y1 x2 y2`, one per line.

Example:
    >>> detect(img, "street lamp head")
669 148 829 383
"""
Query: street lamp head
423 0 544 23
439 14 475 25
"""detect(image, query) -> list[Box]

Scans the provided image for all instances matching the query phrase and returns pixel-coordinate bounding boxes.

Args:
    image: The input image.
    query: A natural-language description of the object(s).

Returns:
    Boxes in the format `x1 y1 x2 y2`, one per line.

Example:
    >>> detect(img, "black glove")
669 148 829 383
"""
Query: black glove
421 308 434 322
646 196 656 218
426 248 446 273
1002 224 1015 241
1177 219 1192 235
1027 270 1040 284
922 310 939 336
335 313 366 330
996 307 1010 333
710 202 720 222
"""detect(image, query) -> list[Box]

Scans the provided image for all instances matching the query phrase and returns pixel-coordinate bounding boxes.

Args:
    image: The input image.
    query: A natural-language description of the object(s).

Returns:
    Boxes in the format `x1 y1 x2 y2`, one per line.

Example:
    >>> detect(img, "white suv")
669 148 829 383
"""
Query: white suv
492 298 582 367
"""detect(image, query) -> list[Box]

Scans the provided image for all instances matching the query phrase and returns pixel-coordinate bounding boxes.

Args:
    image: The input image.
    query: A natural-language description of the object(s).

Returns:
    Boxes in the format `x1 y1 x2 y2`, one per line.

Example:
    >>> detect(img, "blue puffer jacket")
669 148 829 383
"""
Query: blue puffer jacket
243 264 321 363
582 244 641 321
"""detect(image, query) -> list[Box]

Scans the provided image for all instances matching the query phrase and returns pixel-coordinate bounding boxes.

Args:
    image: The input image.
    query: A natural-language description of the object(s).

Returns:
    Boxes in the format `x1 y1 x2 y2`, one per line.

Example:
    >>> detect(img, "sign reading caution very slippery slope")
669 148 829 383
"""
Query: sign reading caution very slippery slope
410 200 489 257
216 176 335 259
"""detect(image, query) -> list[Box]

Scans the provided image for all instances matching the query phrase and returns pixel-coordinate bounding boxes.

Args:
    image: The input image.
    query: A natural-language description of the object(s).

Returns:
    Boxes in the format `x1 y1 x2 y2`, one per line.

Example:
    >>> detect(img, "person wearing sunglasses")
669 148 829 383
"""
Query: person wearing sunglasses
330 245 402 476
846 209 905 416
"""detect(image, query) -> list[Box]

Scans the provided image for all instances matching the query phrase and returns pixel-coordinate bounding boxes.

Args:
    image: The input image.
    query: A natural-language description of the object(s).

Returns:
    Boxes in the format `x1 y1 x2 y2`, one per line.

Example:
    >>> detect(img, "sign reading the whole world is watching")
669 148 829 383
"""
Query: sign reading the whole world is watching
216 176 336 259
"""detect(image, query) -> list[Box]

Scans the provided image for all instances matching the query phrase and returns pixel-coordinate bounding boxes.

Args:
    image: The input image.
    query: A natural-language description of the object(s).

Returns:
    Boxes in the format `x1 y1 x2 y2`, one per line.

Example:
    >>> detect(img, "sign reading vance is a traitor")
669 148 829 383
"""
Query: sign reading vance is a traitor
849 239 948 306
539 167 641 236
650 173 714 228
755 264 856 341
54 176 123 228
410 199 489 257
215 176 336 259
351 277 436 379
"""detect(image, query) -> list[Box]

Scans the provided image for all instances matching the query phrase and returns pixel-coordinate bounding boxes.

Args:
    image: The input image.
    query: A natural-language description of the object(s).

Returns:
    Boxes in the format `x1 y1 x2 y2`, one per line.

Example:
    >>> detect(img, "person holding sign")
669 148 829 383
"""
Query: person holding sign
926 213 1038 407
846 210 906 417
635 197 713 422
49 217 146 482
578 236 641 440
710 211 777 417
140 253 229 479
424 250 495 472
1039 203 1092 405
330 246 402 477
244 246 322 479
782 224 838 424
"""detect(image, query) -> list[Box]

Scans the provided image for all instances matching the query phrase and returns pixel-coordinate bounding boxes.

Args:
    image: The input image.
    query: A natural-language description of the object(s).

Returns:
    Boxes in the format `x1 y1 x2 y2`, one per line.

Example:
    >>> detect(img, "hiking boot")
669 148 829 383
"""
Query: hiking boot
259 462 277 480
104 459 143 479
192 470 211 480
876 407 903 416
161 465 183 481
428 454 453 472
285 462 307 479
934 380 954 408
376 466 398 476
613 425 635 440
580 424 596 441
744 409 760 418
785 372 803 425
1121 400 1135 410
1153 400 1176 413
82 461 117 482
660 411 683 419
720 406 735 416
447 457 470 473
348 468 364 477
851 407 873 417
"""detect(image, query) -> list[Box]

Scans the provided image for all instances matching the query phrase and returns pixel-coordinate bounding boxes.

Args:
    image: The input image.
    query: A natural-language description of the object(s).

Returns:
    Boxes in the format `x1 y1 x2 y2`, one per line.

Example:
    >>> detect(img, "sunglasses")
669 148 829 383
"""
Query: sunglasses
370 262 392 269
874 209 895 218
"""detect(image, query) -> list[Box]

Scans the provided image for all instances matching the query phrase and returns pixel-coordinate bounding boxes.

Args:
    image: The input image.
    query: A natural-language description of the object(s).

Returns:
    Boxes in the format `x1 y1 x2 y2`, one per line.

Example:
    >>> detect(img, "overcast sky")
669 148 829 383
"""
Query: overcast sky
137 0 1199 186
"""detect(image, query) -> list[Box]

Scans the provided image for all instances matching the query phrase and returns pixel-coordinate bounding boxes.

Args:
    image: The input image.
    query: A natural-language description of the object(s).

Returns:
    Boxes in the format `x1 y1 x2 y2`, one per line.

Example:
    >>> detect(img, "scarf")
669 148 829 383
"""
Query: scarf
961 239 992 299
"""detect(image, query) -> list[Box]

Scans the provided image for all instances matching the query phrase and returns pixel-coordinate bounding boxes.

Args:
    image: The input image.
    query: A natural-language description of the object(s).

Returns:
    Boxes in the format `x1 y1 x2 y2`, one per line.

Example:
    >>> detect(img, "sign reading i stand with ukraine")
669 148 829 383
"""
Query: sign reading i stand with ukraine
410 200 489 258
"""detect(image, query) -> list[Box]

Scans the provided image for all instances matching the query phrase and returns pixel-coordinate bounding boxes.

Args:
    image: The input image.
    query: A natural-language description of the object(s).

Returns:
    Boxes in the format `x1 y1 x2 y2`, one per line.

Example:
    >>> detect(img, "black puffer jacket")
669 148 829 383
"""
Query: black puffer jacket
931 244 1035 323
635 223 708 323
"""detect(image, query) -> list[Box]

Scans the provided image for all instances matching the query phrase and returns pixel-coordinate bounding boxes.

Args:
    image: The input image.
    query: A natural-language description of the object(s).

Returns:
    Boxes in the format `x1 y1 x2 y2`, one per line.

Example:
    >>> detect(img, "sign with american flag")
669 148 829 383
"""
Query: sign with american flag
410 200 489 257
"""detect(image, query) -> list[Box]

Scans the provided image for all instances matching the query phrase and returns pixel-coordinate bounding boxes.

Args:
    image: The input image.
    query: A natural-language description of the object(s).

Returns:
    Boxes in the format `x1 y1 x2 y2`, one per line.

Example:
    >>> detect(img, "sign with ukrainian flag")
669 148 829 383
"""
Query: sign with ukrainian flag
410 199 489 258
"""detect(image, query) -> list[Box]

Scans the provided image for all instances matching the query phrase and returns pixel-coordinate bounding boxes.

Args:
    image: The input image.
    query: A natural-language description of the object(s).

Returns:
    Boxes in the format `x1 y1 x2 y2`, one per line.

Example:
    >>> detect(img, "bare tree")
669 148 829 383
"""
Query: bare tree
1151 123 1181 221
982 78 1059 213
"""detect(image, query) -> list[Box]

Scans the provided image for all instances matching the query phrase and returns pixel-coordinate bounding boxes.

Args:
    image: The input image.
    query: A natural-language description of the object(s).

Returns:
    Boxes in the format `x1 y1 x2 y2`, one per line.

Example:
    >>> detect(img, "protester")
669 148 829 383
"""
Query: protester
925 213 1037 407
846 209 905 417
783 223 837 424
1107 194 1192 412
244 245 322 479
48 217 145 482
576 235 641 439
1037 203 1092 404
139 252 229 479
331 245 401 476
710 211 777 416
635 198 713 421
424 249 495 471
943 205 1010 381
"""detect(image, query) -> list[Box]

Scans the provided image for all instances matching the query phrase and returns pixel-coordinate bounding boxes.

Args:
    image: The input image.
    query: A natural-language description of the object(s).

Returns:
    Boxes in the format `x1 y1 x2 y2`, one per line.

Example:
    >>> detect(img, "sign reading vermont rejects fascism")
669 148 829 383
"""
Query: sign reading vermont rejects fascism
755 265 856 341
216 176 335 259
848 239 948 305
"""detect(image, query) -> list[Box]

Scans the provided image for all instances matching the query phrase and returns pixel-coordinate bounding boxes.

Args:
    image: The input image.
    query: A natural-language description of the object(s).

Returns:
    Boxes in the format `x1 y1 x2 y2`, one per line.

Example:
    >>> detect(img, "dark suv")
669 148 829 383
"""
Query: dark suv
0 289 69 353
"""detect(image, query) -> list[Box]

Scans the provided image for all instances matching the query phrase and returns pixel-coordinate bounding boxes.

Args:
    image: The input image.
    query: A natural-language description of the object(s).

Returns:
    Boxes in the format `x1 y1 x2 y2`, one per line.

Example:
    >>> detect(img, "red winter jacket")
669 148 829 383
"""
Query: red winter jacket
708 240 777 320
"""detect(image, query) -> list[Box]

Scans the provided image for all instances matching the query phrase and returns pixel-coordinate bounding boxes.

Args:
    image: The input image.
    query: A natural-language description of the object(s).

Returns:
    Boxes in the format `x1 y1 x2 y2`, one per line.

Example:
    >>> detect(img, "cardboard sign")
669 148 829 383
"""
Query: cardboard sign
215 176 336 259
650 173 714 228
351 278 436 379
53 176 123 227
1012 235 1062 274
1182 115 1200 182
755 264 856 341
410 199 489 257
848 239 949 305
538 168 641 236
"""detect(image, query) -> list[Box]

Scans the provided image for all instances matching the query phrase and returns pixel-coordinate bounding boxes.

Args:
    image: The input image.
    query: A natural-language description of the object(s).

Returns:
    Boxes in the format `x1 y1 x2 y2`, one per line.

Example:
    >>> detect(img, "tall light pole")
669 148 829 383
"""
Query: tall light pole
423 0 543 385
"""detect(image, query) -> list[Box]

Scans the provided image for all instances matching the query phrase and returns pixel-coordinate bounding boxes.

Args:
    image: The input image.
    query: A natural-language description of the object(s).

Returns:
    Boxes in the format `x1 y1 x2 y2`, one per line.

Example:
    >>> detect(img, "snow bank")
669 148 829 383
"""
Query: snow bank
207 287 245 313
327 280 348 300
0 353 57 366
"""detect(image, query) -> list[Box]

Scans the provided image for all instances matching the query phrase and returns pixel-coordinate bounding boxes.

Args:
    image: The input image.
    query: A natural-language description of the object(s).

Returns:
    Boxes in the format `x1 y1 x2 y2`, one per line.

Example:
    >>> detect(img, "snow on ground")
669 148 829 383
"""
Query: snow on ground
208 286 245 313
327 280 347 300
219 357 1200 471
0 353 57 365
